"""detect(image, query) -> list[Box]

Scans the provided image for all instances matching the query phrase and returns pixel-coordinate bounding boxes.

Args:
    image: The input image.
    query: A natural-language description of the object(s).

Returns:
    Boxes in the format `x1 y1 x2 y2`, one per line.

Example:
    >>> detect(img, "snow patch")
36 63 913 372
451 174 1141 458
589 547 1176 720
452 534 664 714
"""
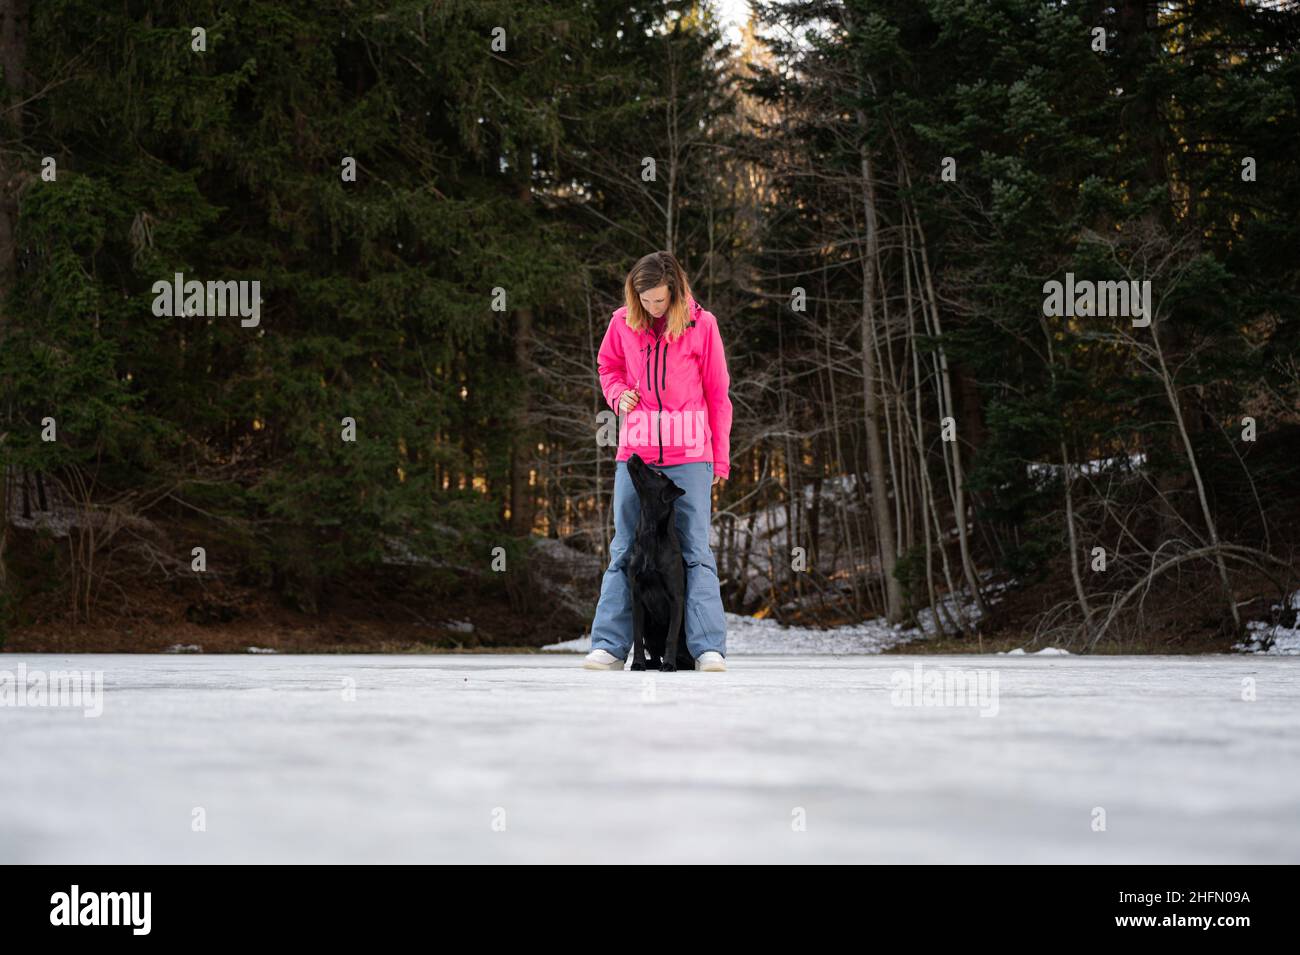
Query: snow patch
1234 590 1300 655
544 583 1006 655
1027 452 1146 484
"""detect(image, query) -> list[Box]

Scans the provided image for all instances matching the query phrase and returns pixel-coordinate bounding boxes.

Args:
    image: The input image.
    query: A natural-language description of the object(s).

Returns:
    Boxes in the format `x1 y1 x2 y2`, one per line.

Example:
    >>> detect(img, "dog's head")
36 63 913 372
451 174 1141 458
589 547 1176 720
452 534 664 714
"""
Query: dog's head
627 454 685 515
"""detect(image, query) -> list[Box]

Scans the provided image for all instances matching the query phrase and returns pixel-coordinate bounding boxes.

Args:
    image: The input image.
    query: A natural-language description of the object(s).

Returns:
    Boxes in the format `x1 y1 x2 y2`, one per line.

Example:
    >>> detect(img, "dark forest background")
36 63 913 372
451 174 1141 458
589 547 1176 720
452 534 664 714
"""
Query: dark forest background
1 0 1298 652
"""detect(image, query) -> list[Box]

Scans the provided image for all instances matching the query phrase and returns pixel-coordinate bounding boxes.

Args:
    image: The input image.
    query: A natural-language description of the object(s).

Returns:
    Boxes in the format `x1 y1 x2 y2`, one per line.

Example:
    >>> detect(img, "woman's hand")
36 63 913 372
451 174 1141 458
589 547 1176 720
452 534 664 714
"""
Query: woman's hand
618 389 641 414
712 474 726 487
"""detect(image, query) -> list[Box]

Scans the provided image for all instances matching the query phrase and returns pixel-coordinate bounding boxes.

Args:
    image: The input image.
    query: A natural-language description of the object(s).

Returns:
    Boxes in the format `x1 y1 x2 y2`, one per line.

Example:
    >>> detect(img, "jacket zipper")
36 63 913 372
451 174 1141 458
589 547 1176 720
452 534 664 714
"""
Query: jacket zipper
659 338 668 463
652 338 663 463
637 319 691 467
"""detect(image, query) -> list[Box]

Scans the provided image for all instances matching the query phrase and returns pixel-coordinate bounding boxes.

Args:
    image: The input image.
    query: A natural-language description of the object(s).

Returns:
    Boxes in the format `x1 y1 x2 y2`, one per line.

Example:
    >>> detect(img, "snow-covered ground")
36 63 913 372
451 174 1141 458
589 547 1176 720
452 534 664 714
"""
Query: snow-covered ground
1239 622 1300 655
1236 590 1300 655
544 579 1011 655
544 611 921 654
543 574 1286 657
2 653 1297 863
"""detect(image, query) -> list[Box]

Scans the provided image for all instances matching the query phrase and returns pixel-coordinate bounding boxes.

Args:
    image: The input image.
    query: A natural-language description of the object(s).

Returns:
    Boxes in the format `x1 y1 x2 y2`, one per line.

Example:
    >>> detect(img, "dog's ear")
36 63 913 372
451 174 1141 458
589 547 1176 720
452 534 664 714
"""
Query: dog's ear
660 481 686 504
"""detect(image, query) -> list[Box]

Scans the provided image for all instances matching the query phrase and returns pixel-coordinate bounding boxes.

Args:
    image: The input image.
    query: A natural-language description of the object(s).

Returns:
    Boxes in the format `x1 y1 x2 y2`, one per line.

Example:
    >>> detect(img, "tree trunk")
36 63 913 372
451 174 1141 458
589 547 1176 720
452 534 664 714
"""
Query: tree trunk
507 149 536 538
856 132 904 623
0 0 30 608
0 0 27 309
509 304 534 537
909 202 987 616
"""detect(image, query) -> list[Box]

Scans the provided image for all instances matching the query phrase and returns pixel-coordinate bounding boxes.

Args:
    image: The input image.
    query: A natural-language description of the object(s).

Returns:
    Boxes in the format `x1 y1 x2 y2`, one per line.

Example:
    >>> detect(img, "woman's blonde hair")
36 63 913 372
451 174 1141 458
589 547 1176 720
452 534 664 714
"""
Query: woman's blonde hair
622 250 694 343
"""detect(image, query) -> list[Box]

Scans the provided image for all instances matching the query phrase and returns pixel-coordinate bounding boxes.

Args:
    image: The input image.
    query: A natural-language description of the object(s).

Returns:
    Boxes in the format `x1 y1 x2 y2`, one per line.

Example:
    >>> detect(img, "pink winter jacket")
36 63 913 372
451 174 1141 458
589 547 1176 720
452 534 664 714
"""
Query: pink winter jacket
597 295 734 479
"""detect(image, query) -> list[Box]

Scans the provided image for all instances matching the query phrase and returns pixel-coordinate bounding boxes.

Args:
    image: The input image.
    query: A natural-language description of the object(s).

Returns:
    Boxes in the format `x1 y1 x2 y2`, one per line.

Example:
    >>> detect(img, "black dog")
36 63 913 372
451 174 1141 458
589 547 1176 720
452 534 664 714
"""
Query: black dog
626 454 694 672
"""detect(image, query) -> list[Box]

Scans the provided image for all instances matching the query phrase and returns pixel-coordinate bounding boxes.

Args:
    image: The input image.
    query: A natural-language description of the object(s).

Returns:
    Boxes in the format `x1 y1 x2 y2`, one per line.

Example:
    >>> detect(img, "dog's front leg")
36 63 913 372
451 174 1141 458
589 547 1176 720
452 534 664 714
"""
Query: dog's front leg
630 590 648 671
661 600 683 672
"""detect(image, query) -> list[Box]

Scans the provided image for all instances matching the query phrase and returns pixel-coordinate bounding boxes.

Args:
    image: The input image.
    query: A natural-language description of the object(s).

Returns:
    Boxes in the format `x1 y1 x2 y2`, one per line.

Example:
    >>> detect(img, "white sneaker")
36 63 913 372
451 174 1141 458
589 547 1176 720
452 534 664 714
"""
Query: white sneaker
582 649 625 670
695 651 726 672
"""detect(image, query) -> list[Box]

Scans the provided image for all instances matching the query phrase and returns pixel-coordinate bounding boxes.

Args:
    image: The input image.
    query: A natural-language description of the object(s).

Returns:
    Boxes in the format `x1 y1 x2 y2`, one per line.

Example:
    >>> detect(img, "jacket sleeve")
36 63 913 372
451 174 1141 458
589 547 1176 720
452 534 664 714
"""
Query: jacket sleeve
699 314 734 479
597 314 633 411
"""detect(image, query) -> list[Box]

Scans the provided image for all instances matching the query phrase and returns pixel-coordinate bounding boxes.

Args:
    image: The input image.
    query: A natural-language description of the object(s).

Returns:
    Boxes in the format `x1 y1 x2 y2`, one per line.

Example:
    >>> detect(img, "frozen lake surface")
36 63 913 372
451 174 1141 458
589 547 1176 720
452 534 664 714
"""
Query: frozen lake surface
2 653 1297 863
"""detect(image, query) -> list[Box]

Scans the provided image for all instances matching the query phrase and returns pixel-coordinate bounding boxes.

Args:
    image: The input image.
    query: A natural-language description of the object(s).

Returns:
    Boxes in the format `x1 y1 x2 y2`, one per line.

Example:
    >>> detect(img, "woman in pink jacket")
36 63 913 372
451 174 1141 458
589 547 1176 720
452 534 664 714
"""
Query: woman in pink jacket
583 251 733 672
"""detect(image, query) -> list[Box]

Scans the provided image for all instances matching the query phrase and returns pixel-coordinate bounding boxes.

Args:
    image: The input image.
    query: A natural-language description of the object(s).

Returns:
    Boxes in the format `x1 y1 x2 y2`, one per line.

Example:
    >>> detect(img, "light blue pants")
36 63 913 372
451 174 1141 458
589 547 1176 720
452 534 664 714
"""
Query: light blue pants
589 460 727 661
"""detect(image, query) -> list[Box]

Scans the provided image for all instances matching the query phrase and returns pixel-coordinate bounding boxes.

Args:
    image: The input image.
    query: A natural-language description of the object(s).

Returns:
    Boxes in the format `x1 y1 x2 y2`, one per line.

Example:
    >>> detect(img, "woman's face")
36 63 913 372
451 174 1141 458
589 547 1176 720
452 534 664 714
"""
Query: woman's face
638 283 671 319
